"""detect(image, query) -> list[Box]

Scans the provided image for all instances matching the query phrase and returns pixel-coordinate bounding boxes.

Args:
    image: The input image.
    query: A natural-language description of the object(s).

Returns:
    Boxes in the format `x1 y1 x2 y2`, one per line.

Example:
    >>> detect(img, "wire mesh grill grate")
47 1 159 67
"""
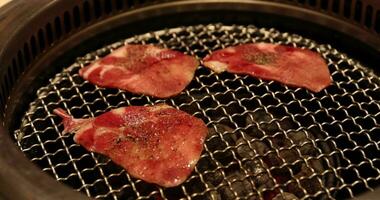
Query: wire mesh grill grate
14 24 380 199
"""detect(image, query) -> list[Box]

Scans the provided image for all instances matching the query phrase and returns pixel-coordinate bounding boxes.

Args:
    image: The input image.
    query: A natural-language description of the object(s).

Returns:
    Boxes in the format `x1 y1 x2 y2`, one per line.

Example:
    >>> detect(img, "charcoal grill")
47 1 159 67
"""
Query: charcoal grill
0 0 380 199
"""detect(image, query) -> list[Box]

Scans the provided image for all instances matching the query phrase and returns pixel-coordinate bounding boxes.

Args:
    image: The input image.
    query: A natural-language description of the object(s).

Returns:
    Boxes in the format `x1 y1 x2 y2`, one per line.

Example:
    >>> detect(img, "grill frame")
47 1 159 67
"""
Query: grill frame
0 0 380 199
16 25 362 199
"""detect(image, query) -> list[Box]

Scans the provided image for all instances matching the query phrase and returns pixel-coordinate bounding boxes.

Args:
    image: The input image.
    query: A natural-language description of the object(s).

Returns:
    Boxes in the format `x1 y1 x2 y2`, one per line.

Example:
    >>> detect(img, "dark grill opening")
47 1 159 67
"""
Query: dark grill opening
12 24 380 199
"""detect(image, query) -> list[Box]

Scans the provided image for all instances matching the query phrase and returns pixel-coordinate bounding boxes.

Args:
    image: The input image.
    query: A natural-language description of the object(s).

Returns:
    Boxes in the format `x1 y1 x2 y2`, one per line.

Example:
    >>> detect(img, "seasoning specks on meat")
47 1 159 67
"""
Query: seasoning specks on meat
53 104 208 187
79 44 199 98
203 43 332 92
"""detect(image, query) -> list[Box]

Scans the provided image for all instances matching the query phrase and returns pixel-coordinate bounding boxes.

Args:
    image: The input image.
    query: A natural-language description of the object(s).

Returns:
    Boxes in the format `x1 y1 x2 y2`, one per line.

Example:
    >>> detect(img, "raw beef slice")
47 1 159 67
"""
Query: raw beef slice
54 104 208 187
80 44 199 98
203 43 331 92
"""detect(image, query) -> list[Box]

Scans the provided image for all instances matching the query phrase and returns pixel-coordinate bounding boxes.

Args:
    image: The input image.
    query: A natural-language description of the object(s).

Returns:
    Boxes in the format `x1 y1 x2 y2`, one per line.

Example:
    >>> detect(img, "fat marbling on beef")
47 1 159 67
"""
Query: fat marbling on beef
79 44 199 98
203 43 332 92
53 104 208 187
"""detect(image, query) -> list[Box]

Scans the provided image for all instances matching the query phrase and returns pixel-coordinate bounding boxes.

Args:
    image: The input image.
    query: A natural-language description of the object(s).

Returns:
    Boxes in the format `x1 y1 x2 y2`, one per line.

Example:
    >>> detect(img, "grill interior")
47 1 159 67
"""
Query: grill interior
14 24 380 199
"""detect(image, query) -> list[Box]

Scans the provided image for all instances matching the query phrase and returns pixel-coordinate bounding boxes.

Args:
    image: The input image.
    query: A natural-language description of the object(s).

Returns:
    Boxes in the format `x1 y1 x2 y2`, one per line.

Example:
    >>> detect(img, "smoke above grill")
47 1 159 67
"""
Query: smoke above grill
14 24 380 199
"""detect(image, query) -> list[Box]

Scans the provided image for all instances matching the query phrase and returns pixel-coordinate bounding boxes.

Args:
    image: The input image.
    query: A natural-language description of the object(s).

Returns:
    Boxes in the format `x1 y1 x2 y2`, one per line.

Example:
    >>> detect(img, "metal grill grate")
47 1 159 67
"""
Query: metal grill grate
14 24 380 199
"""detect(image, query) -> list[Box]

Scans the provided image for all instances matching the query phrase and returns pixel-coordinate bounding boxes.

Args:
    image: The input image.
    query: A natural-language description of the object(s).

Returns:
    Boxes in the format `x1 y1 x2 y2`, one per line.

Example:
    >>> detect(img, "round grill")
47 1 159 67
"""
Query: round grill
14 24 380 199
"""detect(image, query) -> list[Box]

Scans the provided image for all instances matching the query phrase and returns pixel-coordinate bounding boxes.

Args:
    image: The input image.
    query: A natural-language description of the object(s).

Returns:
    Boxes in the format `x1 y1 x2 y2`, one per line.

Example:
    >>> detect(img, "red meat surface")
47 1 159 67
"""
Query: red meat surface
203 43 331 92
53 104 208 187
79 44 199 98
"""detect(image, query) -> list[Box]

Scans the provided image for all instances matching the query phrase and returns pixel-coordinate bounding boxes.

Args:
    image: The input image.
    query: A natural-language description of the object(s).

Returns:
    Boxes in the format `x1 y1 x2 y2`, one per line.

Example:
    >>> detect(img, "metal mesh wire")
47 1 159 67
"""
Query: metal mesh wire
14 24 380 200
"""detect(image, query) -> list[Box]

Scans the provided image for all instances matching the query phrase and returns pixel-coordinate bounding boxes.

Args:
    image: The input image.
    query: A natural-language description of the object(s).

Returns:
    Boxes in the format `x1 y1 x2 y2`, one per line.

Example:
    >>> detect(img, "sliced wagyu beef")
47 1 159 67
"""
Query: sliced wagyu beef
53 104 208 187
203 43 332 92
79 44 199 98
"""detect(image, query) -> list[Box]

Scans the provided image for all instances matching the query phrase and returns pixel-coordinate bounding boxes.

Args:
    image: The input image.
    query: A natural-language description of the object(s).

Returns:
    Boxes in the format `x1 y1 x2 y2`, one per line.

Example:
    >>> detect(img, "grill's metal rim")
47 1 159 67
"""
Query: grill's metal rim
0 1 380 200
